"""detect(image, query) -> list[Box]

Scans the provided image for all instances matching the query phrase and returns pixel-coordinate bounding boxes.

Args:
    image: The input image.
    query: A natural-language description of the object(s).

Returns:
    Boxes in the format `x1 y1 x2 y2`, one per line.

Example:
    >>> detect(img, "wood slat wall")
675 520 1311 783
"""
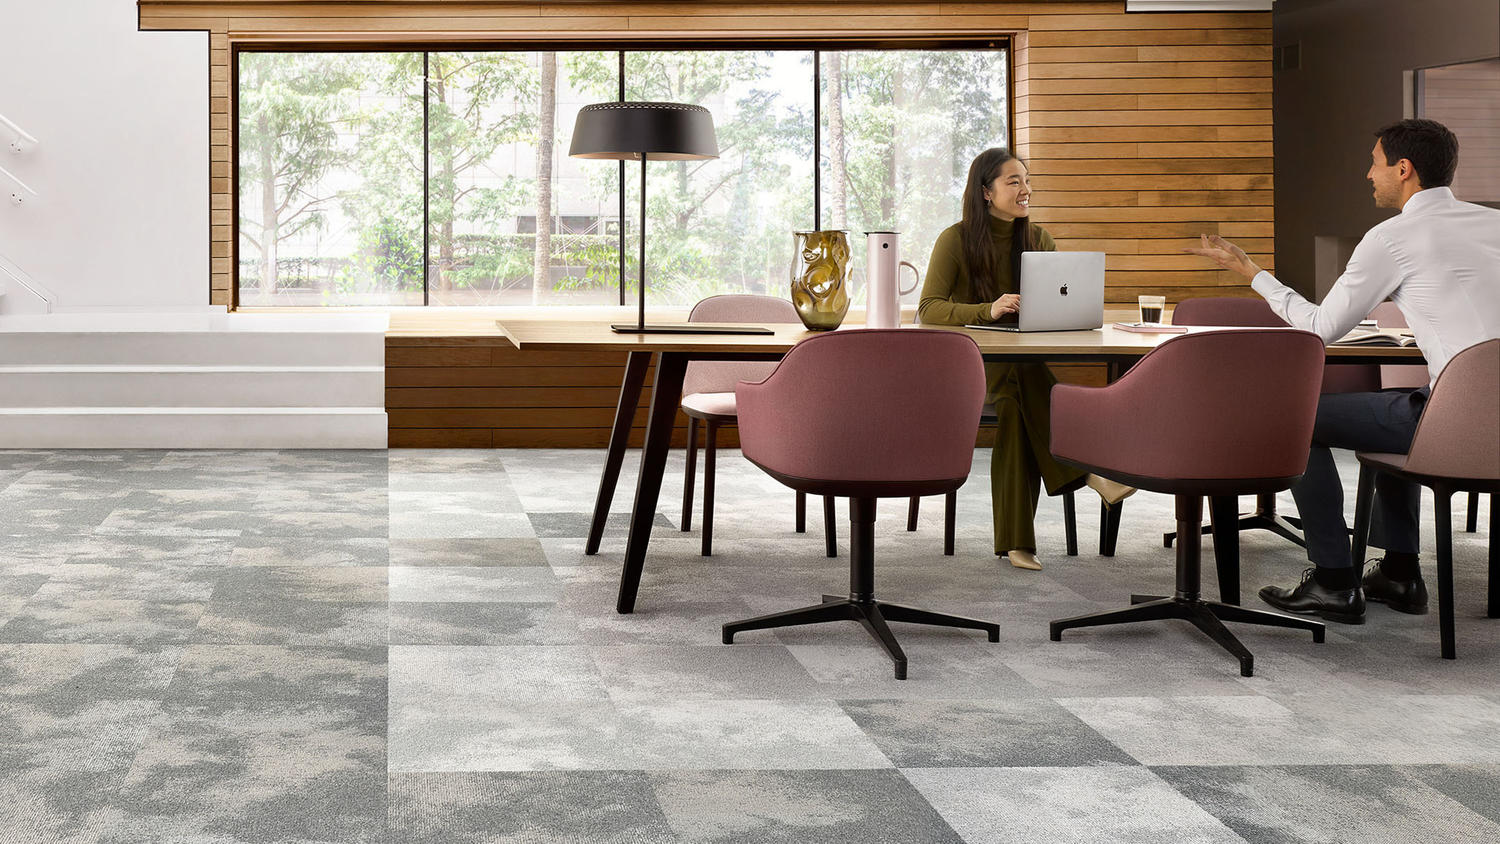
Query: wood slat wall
140 0 1270 448
384 336 1107 448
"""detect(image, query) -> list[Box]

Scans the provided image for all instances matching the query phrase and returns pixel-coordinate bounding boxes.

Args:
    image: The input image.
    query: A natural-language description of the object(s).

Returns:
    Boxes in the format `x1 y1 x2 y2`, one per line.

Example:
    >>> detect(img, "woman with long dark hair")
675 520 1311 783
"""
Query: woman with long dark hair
919 148 1133 570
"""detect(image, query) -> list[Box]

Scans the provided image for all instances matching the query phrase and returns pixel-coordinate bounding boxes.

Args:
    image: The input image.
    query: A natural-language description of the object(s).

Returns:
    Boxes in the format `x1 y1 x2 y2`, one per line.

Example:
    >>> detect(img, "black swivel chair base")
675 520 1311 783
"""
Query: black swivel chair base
1050 492 1326 677
721 496 999 680
1050 594 1325 677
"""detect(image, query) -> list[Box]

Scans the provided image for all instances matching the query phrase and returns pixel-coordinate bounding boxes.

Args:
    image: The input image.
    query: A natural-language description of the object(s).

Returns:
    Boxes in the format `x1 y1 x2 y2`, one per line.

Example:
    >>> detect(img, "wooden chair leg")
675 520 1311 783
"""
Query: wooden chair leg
1062 491 1078 557
907 497 920 531
1435 489 1456 660
823 495 837 557
681 415 698 532
1209 495 1240 605
795 490 807 533
702 420 718 557
1467 491 1480 533
943 490 956 556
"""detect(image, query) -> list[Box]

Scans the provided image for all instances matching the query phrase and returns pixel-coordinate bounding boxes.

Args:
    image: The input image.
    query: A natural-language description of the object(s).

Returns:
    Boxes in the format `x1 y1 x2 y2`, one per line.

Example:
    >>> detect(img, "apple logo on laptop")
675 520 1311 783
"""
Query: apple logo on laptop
1059 284 1069 296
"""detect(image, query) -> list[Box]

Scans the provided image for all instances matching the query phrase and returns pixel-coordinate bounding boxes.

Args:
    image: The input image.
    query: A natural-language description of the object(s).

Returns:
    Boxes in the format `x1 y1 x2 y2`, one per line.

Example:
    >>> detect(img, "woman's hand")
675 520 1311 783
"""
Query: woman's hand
1184 234 1262 281
991 293 1021 320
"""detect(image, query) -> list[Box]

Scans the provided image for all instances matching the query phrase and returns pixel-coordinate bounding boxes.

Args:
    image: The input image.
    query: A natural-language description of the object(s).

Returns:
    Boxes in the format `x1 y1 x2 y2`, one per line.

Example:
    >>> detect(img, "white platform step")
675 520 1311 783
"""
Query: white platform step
0 329 385 367
0 311 388 448
0 366 384 408
0 408 388 449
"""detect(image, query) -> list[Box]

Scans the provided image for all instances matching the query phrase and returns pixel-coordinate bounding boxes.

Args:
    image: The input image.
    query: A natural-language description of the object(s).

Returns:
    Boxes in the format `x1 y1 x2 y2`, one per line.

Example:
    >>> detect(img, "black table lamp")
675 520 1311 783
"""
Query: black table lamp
569 101 771 335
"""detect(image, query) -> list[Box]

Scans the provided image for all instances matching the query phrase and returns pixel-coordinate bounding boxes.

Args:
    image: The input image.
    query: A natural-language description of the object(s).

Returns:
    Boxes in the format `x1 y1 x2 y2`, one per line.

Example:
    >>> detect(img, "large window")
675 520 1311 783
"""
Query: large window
237 45 1008 307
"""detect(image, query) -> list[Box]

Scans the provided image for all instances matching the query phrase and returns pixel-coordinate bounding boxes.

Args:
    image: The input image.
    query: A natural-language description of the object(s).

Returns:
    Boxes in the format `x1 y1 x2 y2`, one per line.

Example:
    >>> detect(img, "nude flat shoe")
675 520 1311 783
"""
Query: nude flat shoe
1007 549 1042 571
1086 473 1137 508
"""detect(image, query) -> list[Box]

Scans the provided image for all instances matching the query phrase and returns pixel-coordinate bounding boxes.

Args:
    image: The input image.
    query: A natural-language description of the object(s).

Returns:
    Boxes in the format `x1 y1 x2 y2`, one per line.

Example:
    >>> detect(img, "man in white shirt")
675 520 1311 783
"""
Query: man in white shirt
1188 119 1500 625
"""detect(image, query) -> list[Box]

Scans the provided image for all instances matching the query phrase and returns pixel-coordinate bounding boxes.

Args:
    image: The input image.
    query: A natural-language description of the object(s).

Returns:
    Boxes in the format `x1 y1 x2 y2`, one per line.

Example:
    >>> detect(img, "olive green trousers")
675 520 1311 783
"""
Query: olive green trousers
986 362 1087 554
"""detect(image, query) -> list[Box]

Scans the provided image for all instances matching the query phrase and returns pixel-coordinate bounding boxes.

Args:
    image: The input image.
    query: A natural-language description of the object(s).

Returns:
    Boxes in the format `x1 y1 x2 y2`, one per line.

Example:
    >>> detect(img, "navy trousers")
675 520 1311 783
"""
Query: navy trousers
1291 387 1429 570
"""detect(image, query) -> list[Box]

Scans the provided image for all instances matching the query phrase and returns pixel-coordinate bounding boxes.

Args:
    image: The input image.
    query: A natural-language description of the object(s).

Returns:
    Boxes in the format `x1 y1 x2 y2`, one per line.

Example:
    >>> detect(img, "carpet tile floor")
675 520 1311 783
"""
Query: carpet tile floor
0 447 1497 843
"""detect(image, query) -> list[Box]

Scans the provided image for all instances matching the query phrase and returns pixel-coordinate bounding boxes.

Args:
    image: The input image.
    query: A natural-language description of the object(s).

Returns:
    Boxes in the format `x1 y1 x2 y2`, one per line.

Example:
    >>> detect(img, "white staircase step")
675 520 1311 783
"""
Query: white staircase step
0 366 384 408
0 330 385 367
0 408 388 449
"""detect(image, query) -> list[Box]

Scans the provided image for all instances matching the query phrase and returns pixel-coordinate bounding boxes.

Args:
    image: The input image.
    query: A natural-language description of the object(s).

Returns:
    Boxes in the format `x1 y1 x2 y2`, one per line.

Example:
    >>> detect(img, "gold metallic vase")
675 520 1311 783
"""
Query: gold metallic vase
789 230 852 330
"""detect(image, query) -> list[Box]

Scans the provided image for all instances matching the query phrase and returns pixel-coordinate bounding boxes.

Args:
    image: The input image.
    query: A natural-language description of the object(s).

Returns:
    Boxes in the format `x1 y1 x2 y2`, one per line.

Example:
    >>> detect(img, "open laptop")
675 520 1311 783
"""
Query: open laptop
966 251 1106 332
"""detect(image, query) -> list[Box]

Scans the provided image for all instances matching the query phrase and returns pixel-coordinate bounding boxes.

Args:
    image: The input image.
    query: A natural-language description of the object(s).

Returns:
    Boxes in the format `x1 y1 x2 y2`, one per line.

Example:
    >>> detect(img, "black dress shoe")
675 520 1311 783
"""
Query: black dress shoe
1362 562 1429 615
1259 568 1365 624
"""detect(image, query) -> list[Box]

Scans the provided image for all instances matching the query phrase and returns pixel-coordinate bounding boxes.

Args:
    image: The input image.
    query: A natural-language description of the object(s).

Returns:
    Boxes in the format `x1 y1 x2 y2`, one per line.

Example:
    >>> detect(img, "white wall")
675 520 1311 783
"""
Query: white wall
0 0 207 311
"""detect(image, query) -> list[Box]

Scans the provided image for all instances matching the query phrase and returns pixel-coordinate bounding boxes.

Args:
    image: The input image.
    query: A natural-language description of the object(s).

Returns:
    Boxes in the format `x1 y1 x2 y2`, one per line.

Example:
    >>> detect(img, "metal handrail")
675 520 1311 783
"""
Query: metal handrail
0 163 38 199
0 112 38 149
0 253 56 313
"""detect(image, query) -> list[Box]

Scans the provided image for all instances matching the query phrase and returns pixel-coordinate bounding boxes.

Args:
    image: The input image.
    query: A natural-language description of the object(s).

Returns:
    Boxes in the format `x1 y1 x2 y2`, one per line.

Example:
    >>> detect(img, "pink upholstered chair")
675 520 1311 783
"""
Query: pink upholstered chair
723 329 999 679
1371 302 1486 534
1164 296 1379 551
1049 328 1328 676
1351 338 1500 660
680 295 834 556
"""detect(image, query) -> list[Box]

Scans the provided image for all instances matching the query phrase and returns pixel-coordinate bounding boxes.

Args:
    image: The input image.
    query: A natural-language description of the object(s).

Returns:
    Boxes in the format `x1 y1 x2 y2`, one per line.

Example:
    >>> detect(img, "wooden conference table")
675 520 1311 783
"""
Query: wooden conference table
495 316 1426 615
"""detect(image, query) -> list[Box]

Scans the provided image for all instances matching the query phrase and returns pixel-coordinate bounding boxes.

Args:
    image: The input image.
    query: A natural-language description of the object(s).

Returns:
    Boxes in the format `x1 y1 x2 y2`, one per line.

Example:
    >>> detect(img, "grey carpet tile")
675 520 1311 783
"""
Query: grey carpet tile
388 566 561 603
34 561 222 603
388 537 550 567
123 703 385 783
649 769 965 844
389 502 536 540
905 765 1247 844
112 487 262 513
0 490 123 534
0 597 208 646
211 566 389 603
390 770 676 844
0 773 116 844
58 535 238 567
0 644 180 705
387 602 581 646
0 569 51 604
1411 764 1500 828
162 644 386 713
783 640 1045 699
228 537 389 568
0 447 1496 842
97 771 388 844
389 698 625 772
589 644 826 703
838 698 1137 768
194 600 390 648
527 510 675 538
251 486 390 516
1153 764 1500 844
389 645 611 709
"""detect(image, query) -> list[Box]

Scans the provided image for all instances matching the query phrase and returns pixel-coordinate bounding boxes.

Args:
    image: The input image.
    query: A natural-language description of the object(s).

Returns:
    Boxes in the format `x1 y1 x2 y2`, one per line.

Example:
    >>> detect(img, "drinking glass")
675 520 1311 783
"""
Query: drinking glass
1138 295 1166 325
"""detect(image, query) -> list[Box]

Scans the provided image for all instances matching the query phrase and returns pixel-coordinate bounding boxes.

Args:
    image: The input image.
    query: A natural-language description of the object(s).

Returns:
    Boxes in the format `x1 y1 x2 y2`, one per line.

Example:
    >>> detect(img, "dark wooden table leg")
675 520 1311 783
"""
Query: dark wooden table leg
586 351 651 556
616 352 688 614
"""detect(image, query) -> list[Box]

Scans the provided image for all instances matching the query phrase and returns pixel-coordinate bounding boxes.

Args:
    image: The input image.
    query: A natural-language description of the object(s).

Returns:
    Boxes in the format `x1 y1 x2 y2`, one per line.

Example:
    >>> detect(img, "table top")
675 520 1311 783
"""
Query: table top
495 313 1428 361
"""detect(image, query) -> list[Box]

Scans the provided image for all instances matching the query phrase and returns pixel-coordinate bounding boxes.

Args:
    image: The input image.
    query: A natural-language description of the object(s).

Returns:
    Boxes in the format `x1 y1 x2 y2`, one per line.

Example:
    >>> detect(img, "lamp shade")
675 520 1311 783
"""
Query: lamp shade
568 101 718 161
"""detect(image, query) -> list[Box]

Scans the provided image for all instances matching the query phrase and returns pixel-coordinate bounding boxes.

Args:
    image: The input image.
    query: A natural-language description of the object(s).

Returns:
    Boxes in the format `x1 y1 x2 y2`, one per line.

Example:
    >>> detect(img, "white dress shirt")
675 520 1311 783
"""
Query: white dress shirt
1251 186 1500 385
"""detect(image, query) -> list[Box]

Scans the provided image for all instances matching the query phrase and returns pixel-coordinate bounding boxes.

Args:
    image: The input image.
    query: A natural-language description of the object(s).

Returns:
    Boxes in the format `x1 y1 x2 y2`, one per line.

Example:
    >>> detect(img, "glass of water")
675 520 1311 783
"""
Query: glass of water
1138 295 1166 325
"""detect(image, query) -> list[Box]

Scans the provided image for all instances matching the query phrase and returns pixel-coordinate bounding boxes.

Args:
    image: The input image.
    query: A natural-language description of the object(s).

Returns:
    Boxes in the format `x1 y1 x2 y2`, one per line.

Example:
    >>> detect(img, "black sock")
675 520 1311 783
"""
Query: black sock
1379 552 1421 581
1313 566 1360 590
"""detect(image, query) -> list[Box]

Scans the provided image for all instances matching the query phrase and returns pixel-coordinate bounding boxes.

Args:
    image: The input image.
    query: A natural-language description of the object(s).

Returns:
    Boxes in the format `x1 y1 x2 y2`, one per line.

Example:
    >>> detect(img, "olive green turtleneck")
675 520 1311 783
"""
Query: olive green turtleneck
917 216 1056 326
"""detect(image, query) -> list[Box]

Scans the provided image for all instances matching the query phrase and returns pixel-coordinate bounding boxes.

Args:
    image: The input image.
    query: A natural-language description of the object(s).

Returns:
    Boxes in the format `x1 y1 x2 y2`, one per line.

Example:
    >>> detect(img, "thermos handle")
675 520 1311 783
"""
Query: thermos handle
898 261 921 296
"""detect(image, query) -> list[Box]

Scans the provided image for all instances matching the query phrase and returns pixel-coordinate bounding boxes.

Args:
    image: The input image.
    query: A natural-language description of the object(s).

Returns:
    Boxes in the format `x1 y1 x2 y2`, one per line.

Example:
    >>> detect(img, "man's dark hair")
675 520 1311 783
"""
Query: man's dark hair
1374 119 1459 188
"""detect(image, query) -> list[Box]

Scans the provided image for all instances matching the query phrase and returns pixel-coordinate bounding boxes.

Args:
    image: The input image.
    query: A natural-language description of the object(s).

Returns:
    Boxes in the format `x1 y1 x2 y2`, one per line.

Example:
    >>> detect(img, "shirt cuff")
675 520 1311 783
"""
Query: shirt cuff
1250 269 1283 298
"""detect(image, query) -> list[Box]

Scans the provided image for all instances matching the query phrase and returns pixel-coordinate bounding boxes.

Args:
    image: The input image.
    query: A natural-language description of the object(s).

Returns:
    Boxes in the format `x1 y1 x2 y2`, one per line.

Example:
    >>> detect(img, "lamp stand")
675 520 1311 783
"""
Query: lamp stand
609 152 772 336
